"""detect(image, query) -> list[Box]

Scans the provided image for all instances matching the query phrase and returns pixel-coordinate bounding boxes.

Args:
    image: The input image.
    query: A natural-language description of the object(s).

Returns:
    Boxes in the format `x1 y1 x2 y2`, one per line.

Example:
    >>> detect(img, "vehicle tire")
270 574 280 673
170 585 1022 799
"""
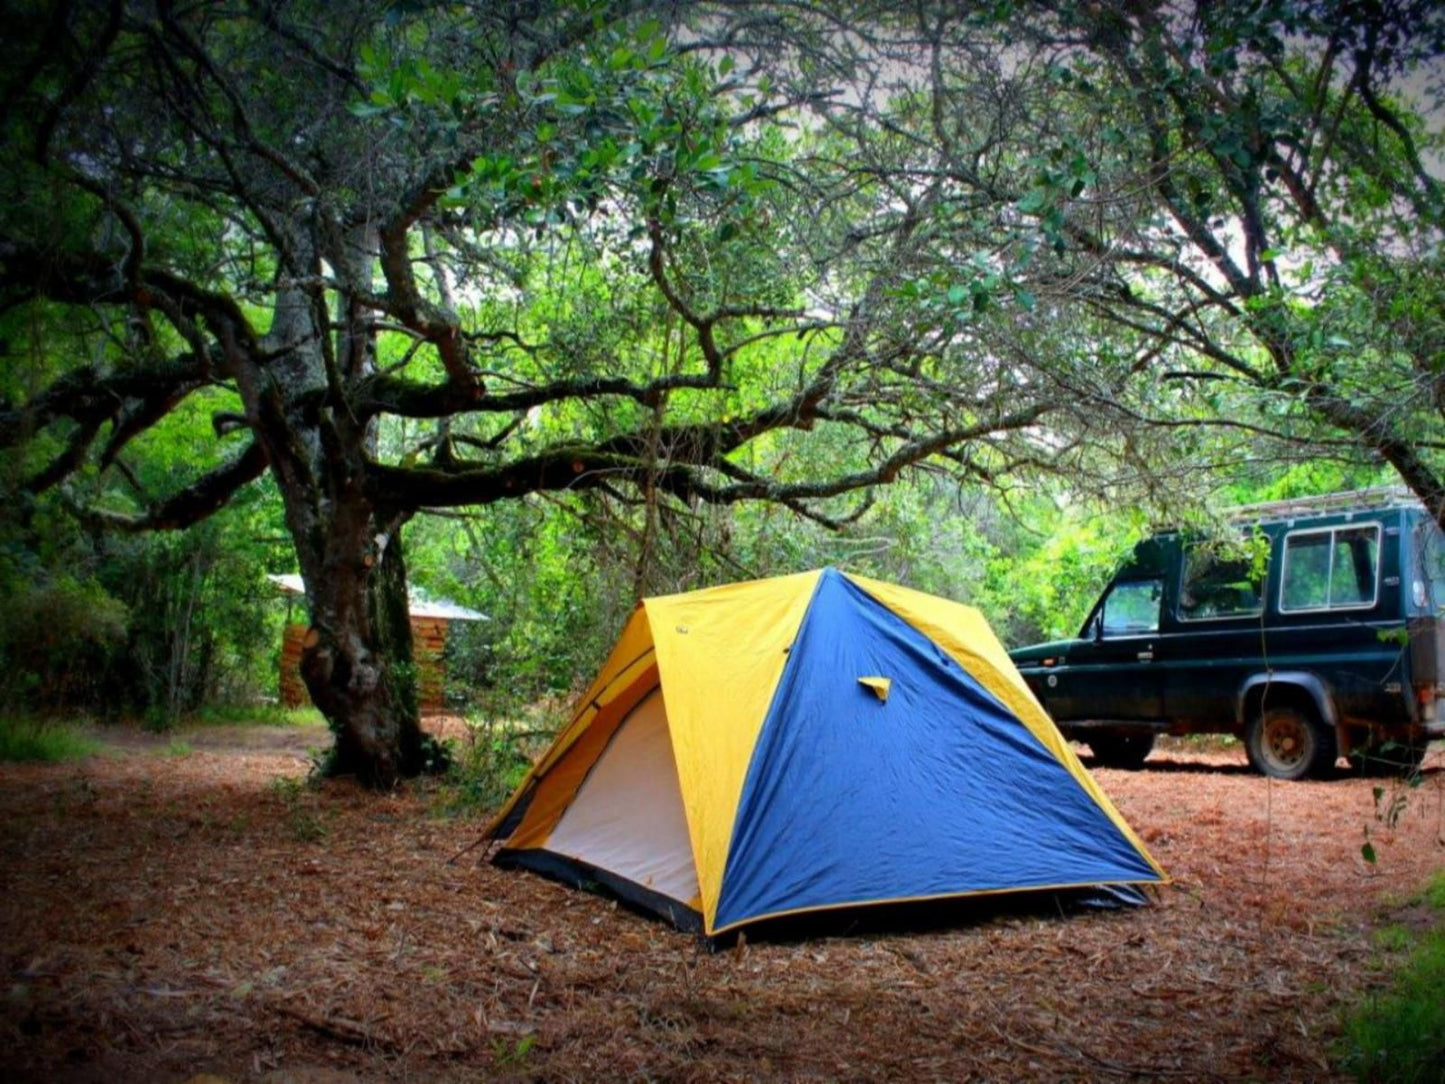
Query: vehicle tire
1245 705 1337 781
1088 732 1156 769
1348 739 1428 777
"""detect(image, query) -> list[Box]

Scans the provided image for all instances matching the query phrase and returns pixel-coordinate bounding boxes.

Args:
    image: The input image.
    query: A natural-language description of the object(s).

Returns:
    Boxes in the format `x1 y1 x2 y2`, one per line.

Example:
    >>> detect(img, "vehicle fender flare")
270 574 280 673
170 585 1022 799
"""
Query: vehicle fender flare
1236 672 1341 744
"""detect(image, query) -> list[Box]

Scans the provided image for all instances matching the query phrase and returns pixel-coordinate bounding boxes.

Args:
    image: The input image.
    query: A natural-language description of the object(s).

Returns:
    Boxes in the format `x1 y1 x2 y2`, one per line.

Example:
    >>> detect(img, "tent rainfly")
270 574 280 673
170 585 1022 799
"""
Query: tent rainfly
484 568 1165 936
268 574 486 715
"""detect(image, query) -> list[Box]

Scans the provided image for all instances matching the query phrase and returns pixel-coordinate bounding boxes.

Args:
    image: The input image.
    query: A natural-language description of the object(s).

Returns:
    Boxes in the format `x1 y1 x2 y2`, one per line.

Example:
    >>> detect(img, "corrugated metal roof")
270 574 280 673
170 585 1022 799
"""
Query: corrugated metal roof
267 573 487 622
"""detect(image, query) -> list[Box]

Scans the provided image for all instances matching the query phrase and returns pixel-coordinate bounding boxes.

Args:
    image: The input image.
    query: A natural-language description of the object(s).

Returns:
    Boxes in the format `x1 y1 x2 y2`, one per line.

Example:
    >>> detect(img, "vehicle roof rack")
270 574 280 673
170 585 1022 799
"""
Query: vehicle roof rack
1228 485 1422 523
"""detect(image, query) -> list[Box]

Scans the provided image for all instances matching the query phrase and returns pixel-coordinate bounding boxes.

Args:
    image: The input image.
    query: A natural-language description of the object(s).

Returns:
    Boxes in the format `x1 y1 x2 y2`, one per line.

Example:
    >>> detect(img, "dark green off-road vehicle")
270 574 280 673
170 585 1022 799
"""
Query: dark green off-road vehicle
1009 488 1445 780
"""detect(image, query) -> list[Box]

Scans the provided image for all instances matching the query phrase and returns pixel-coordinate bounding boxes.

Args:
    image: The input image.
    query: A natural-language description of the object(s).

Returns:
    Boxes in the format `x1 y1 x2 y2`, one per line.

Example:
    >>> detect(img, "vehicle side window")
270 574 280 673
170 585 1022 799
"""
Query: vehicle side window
1179 543 1266 620
1425 526 1445 581
1101 578 1163 636
1280 524 1380 612
1421 524 1445 611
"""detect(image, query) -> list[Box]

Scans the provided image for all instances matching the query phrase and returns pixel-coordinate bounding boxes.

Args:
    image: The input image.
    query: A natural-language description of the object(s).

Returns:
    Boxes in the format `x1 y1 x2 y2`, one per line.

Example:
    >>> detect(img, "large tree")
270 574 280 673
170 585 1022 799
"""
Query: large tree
815 0 1445 519
987 0 1445 518
0 1 1077 784
11 2 1439 787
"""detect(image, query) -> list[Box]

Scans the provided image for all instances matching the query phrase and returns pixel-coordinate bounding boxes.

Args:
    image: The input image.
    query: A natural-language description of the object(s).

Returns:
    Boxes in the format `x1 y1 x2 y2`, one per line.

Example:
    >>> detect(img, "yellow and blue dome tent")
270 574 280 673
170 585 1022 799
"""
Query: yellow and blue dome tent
483 568 1164 936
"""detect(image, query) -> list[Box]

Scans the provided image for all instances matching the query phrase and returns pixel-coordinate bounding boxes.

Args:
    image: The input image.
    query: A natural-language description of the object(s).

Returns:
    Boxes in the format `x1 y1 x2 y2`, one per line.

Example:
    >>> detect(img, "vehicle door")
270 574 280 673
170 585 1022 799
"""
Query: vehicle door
1053 577 1166 722
1159 536 1270 727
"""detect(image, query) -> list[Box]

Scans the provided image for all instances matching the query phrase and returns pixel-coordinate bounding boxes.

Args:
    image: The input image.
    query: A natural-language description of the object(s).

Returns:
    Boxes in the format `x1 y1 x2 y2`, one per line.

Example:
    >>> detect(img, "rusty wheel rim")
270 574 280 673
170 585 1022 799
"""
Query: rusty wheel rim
1259 712 1309 774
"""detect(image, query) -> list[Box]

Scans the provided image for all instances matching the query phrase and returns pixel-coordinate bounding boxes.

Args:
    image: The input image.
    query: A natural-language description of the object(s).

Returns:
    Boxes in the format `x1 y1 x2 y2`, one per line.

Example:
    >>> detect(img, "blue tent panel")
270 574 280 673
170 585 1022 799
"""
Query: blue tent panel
712 569 1159 931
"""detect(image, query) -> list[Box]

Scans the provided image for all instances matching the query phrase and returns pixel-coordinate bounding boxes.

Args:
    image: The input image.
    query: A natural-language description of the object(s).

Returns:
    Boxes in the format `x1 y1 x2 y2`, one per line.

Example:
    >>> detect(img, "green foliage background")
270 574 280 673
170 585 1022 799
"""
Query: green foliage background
0 0 1425 730
0 356 1398 728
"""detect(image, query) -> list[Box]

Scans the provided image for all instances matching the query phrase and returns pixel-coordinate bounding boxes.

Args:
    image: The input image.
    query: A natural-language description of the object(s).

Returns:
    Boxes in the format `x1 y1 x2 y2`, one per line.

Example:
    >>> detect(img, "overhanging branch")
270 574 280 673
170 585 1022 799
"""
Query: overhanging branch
74 440 269 532
0 353 209 451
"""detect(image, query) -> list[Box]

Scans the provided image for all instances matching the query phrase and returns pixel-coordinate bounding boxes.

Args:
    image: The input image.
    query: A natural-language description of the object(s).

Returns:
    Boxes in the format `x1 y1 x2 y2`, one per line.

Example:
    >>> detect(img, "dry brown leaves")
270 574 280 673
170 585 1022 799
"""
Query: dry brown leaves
1 729 1442 1082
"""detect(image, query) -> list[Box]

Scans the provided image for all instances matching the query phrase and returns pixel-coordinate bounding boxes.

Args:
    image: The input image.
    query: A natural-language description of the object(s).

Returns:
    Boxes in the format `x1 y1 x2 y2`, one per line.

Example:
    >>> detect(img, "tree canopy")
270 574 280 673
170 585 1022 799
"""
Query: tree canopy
2 0 1441 783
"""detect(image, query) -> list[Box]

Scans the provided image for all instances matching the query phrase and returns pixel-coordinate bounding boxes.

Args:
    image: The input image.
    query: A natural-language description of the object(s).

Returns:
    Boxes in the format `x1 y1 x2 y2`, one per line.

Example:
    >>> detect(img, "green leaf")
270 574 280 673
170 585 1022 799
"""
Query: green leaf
1361 841 1377 865
1017 189 1048 214
437 186 467 208
719 54 735 76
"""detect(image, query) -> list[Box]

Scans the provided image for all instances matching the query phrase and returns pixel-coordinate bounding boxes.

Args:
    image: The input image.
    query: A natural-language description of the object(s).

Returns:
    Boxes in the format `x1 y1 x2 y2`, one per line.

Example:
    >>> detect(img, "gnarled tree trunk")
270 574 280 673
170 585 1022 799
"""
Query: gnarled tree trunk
243 226 428 788
295 514 424 787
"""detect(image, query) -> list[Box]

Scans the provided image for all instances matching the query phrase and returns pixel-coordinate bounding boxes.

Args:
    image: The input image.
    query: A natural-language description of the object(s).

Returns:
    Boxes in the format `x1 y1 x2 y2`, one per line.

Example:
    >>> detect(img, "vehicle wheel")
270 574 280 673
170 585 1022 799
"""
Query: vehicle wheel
1088 732 1156 769
1245 706 1337 781
1348 739 1428 777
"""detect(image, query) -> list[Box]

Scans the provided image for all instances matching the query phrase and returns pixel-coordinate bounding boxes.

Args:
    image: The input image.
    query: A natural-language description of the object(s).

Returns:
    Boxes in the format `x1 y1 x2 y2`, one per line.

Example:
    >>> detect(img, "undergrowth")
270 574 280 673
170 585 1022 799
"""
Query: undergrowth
0 716 99 763
270 775 328 842
434 716 538 817
191 703 326 729
1158 733 1241 754
1338 871 1445 1083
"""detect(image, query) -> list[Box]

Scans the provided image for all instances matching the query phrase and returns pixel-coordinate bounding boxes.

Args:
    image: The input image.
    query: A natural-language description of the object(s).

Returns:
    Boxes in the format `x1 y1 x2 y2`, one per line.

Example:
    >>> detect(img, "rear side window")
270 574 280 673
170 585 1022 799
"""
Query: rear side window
1280 524 1380 612
1179 541 1267 621
1426 527 1445 579
1421 523 1445 611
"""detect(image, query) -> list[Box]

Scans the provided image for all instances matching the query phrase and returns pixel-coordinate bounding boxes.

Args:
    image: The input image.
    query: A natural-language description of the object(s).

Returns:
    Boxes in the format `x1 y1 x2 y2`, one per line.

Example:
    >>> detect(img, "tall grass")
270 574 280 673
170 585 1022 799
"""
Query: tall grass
0 717 99 763
190 703 326 728
1340 872 1445 1083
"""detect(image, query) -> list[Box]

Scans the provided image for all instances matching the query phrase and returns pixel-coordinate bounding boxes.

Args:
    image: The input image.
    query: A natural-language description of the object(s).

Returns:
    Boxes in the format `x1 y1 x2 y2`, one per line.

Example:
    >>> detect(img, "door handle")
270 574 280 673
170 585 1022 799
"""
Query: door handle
1137 651 1154 661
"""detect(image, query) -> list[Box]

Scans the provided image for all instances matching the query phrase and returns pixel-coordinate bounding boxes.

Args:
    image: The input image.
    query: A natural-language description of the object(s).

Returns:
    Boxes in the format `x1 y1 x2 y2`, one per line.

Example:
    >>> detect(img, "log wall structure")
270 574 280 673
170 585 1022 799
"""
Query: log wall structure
271 574 484 717
279 616 451 715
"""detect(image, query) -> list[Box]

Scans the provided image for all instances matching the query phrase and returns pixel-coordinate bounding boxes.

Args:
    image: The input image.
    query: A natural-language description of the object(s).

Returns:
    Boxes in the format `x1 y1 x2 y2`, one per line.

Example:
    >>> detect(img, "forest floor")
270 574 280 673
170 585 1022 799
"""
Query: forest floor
1 723 1442 1083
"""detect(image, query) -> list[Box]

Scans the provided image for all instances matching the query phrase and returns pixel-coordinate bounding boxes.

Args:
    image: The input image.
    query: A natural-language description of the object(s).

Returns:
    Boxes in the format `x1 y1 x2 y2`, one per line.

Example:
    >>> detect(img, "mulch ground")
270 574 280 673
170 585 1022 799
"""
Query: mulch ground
1 727 1442 1083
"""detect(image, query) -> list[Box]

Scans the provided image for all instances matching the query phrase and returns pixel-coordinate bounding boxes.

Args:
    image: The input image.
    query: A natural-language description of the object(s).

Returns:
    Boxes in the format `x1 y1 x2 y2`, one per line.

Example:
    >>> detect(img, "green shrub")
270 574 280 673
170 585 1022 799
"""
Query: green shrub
270 774 328 842
95 523 281 725
0 503 285 723
1423 873 1445 912
0 717 99 763
0 576 129 711
1340 873 1445 1082
435 717 537 817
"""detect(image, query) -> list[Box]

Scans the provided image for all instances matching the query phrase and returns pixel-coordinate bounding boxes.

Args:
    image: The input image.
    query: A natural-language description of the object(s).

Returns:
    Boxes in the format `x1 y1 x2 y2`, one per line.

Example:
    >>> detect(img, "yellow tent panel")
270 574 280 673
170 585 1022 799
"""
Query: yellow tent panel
645 569 820 925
